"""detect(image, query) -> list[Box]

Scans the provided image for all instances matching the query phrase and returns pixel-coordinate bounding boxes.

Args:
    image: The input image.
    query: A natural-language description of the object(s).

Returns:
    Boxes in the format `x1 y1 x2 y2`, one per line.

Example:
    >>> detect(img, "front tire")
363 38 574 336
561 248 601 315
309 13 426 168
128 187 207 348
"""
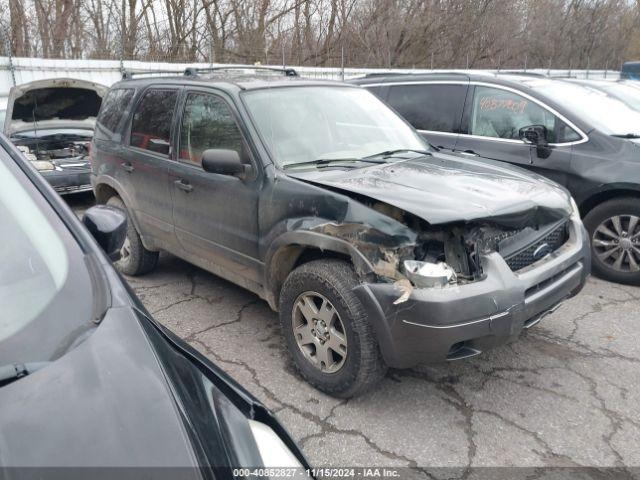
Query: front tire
583 197 640 285
106 196 158 276
279 259 387 397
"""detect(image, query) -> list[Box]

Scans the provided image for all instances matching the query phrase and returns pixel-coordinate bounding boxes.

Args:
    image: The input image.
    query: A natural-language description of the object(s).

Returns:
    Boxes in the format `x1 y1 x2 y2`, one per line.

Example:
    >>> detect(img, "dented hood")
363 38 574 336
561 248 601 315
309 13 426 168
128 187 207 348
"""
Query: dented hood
287 154 572 226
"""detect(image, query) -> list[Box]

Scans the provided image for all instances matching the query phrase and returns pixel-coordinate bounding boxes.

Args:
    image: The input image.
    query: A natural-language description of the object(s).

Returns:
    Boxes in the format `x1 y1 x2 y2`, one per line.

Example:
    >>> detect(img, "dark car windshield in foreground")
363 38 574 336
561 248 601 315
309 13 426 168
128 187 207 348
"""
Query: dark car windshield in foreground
530 80 640 137
242 86 428 168
0 147 95 370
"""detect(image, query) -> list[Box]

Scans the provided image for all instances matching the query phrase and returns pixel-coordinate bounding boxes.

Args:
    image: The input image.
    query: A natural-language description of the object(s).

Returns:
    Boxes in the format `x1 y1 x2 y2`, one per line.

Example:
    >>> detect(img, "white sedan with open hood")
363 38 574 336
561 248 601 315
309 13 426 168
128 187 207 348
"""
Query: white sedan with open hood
3 78 107 195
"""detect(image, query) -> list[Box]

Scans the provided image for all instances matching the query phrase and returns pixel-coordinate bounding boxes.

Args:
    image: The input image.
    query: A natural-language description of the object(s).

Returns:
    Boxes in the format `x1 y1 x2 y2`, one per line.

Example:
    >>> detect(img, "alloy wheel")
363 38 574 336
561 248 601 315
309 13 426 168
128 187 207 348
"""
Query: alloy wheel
592 214 640 272
291 291 348 374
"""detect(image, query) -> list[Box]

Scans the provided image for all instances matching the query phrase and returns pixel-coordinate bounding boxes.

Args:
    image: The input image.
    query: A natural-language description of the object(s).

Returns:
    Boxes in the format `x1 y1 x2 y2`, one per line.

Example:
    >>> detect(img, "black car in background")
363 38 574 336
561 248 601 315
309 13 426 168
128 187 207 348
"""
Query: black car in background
90 68 589 397
3 78 106 195
0 133 307 473
352 73 640 285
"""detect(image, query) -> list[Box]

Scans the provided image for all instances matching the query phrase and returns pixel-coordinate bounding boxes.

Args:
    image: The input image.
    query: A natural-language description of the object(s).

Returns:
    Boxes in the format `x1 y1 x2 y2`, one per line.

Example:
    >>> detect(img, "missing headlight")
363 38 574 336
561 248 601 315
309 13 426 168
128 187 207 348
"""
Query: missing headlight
403 260 457 287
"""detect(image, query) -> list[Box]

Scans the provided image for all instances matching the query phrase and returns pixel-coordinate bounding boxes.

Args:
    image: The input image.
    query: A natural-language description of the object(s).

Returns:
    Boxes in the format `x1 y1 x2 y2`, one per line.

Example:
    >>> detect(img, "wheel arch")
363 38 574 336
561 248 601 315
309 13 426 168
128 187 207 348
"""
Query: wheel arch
93 176 151 250
263 231 376 311
578 185 640 216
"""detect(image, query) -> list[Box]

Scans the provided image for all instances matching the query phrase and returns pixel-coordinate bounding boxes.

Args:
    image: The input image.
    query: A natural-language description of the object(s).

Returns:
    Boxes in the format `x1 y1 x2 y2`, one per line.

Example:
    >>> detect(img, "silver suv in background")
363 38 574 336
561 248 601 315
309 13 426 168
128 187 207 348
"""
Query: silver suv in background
4 78 106 195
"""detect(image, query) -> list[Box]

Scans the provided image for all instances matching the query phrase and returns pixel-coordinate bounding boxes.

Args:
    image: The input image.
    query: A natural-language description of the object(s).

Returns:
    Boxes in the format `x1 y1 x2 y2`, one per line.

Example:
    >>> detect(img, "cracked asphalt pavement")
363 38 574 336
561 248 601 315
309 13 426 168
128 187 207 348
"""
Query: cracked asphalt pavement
70 194 640 472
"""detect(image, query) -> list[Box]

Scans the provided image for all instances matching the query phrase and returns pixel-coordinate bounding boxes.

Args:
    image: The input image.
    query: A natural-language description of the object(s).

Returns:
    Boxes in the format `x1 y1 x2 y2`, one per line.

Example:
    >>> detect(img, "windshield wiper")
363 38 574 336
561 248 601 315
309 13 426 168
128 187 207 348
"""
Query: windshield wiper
611 133 640 139
363 148 432 159
0 362 50 388
283 158 383 170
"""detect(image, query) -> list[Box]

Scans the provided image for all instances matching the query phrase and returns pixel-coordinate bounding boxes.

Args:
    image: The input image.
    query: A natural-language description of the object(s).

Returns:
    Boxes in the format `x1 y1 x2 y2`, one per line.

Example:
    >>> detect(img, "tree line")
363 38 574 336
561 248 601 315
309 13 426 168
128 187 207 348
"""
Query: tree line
2 0 639 70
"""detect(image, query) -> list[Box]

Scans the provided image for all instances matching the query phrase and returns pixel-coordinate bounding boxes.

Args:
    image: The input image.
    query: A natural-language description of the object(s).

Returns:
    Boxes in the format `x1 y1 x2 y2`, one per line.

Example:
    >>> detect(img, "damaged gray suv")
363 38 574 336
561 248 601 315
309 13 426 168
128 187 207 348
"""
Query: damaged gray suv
91 67 591 397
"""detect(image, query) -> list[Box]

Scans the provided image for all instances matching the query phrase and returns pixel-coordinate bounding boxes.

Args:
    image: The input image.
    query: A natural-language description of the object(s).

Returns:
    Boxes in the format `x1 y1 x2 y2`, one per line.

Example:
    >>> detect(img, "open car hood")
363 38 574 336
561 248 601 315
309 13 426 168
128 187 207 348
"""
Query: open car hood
286 153 572 226
4 78 107 136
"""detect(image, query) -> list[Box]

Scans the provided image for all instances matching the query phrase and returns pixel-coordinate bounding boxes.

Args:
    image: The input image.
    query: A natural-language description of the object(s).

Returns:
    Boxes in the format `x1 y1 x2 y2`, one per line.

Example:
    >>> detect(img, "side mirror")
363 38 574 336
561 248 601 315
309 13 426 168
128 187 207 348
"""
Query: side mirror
519 125 548 145
82 205 127 261
202 149 247 177
519 125 552 159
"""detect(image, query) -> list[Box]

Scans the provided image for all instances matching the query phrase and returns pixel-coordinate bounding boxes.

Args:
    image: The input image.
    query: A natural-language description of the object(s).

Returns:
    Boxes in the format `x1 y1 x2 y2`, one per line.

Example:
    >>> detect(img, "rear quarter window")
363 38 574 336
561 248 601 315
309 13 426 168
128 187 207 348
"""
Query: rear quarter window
364 85 385 98
387 84 466 133
95 88 135 141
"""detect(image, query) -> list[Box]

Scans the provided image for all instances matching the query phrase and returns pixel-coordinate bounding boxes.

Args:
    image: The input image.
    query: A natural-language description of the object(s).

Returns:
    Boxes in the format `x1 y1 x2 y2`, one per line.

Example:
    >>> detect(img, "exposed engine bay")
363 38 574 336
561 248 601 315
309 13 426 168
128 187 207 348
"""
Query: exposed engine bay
14 134 91 162
11 131 94 194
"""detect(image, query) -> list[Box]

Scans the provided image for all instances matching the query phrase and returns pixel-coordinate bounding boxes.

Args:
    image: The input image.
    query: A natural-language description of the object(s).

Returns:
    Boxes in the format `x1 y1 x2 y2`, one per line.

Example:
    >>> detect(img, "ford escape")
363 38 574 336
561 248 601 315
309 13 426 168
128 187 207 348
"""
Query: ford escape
91 67 590 397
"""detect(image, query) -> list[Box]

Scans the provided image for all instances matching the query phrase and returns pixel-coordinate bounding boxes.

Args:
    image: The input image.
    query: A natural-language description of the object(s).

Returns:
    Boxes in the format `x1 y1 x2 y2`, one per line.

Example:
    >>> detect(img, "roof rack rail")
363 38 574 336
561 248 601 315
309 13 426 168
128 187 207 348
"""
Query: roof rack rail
546 73 578 79
363 72 412 78
183 65 298 77
496 70 549 78
122 69 183 80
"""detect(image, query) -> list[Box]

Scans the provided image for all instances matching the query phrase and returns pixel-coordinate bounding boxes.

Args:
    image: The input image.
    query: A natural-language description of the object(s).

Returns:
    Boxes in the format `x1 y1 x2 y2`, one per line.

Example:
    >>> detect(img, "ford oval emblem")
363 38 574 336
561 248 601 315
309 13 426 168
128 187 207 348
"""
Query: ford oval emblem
533 243 553 260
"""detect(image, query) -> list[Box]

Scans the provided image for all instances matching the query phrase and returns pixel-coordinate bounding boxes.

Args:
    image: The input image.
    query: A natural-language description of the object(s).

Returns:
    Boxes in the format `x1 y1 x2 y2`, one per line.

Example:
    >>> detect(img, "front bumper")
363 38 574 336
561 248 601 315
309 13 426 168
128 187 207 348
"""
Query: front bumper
40 167 93 195
354 218 591 368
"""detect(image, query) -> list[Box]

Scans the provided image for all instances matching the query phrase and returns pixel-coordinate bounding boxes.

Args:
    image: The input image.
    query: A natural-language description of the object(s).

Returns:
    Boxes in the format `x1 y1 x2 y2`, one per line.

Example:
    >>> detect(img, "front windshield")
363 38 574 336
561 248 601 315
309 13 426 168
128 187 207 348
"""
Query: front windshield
0 147 94 366
532 81 640 136
242 86 428 168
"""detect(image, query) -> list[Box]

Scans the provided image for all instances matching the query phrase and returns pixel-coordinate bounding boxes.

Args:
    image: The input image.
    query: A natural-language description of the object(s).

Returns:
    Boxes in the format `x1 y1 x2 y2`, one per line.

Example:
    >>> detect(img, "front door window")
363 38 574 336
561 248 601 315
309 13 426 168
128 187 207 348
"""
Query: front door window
179 93 244 167
470 86 578 143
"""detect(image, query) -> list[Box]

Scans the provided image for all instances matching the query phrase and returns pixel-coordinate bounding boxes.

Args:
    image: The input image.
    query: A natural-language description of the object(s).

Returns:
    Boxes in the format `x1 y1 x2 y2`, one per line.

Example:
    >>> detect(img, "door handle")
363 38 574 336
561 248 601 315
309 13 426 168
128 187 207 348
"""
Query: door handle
458 150 479 157
174 179 193 192
121 162 134 173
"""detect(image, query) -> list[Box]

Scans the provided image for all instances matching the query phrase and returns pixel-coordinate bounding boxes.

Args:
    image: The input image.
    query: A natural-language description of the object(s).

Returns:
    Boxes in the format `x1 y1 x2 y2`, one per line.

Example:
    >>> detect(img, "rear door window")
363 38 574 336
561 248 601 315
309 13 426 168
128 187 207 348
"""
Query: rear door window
130 89 178 156
95 88 135 140
387 84 466 133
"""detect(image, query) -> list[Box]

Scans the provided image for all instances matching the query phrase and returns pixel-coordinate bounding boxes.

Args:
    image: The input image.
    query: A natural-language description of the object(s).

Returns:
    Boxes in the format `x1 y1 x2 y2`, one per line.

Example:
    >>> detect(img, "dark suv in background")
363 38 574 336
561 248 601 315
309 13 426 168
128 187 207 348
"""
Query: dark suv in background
352 73 640 284
91 67 589 397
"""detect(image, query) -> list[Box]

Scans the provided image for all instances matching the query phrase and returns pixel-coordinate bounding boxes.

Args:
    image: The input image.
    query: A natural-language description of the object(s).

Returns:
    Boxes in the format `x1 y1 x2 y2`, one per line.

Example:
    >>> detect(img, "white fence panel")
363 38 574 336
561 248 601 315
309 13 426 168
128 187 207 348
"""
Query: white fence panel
0 56 622 106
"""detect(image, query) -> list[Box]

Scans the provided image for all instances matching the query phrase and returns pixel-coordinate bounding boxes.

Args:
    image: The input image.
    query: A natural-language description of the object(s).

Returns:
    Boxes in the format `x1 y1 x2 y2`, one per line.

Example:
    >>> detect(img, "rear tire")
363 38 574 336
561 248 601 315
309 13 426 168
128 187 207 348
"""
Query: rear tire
106 196 158 276
279 259 387 398
583 197 640 285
